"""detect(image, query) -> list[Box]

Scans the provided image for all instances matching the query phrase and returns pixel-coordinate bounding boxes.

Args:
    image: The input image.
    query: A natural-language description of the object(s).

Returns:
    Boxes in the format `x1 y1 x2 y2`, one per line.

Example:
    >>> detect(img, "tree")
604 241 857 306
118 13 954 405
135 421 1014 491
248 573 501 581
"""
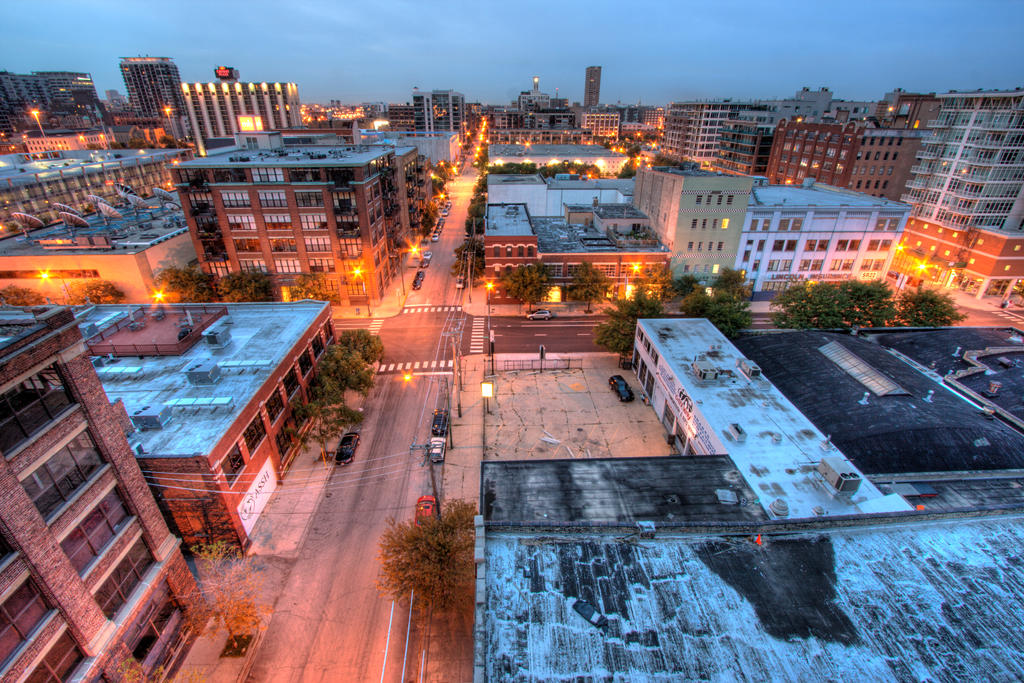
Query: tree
672 274 701 298
594 290 664 356
617 162 637 179
320 332 384 396
184 541 271 651
422 204 438 235
66 280 126 304
217 271 274 302
712 267 752 300
569 262 611 312
771 280 897 329
680 290 752 339
335 329 385 373
634 264 675 301
0 285 45 306
156 265 217 303
652 154 677 166
451 239 486 283
895 288 966 327
501 264 552 310
377 499 477 612
290 273 340 304
292 395 363 462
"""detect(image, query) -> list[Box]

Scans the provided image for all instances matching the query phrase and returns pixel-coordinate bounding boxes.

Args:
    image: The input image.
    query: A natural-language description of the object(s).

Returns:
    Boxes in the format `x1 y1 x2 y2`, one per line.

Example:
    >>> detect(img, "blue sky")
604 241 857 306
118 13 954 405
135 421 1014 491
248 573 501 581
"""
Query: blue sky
4 0 1022 105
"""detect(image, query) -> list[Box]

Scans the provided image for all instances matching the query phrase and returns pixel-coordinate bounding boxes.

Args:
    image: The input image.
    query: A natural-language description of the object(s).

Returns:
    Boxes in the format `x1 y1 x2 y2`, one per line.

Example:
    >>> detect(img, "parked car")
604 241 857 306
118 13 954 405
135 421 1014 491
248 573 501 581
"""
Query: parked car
415 495 436 525
608 375 635 402
441 209 449 217
455 276 465 289
428 436 446 463
412 272 425 290
526 309 553 320
335 432 360 464
571 599 608 628
420 253 432 268
431 233 440 242
431 408 449 436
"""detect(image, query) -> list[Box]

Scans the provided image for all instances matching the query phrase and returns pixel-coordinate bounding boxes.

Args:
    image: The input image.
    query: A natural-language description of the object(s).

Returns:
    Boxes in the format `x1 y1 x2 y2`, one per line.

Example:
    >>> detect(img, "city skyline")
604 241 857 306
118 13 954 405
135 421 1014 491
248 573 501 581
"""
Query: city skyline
3 0 1022 105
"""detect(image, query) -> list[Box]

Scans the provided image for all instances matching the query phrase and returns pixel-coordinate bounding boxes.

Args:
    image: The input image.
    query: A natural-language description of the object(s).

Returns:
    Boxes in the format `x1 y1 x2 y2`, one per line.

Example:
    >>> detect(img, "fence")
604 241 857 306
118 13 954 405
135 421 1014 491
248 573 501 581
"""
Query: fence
502 358 582 372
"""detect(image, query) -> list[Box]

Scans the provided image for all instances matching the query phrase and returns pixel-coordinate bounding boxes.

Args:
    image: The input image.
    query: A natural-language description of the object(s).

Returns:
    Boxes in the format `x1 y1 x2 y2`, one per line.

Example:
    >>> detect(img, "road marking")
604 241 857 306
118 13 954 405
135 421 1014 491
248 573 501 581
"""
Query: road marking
380 600 395 683
414 361 421 369
368 319 383 333
377 359 454 374
401 305 462 314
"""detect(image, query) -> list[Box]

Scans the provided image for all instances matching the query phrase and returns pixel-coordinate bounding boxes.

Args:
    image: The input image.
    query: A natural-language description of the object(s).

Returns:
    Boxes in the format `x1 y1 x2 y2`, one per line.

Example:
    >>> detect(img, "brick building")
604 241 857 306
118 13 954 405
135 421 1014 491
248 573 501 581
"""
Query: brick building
713 119 774 176
75 301 333 548
173 131 430 304
0 306 196 681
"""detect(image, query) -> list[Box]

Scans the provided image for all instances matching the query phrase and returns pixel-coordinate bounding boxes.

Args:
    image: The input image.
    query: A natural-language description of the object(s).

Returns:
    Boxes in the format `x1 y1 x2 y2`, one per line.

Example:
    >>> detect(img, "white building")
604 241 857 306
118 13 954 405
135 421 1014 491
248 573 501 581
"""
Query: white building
412 89 465 133
181 77 301 150
581 110 620 139
489 144 627 175
737 178 910 298
487 173 633 216
632 318 910 519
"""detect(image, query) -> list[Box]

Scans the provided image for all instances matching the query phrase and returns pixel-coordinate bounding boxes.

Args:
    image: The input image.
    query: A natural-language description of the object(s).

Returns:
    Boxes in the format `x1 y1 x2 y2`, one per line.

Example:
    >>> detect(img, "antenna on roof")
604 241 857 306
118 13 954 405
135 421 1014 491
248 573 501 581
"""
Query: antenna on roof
952 346 962 358
858 392 870 405
923 389 935 403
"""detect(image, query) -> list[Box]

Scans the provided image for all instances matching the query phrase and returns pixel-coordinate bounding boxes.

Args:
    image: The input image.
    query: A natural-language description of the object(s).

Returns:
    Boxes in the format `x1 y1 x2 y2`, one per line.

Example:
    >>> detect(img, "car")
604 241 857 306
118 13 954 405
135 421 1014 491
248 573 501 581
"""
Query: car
455 276 465 289
431 233 440 242
608 375 635 402
335 432 360 464
428 436 446 463
412 272 425 290
526 309 553 320
415 495 436 525
571 599 608 628
441 209 449 217
431 408 449 436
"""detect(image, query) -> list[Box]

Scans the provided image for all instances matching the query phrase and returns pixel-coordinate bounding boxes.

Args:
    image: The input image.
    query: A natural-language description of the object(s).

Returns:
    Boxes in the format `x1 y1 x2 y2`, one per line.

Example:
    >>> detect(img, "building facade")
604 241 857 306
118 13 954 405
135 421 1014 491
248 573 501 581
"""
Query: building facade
181 77 301 150
663 100 752 165
488 144 627 175
173 131 429 303
486 128 593 146
119 57 185 119
17 129 109 154
412 89 465 134
633 164 754 277
736 178 909 298
583 66 601 108
713 119 774 176
0 70 103 136
581 111 620 139
0 305 196 681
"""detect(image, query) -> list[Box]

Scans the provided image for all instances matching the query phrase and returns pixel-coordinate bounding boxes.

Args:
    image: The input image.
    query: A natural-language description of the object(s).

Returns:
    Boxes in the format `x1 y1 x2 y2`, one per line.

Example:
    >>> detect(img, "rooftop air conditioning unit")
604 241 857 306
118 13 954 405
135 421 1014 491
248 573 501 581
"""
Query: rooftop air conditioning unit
129 404 171 431
737 358 762 380
727 423 747 442
817 456 862 494
184 360 221 385
692 359 718 381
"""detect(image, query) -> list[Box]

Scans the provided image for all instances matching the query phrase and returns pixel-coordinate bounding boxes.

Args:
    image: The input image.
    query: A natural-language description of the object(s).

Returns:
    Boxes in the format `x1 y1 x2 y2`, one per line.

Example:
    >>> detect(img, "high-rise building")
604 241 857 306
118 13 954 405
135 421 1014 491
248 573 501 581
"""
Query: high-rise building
181 67 301 152
412 89 465 134
894 88 1024 298
663 100 754 165
584 66 601 108
0 305 197 681
714 120 775 176
119 57 185 119
385 103 416 131
32 71 99 108
0 70 102 136
581 110 620 139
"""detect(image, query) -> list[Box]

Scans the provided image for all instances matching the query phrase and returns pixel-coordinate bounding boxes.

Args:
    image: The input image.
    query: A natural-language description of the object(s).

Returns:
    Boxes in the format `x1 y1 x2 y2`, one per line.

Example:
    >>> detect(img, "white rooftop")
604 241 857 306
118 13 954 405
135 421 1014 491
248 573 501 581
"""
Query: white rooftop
750 181 910 211
638 318 911 519
489 144 626 158
486 203 534 237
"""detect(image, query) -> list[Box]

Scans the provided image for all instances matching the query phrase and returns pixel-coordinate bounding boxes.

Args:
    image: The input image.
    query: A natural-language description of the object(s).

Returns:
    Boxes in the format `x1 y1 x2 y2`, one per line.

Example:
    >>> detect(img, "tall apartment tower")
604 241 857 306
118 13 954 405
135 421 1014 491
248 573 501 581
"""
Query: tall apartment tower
119 57 185 118
412 89 465 133
895 88 1024 298
0 305 197 681
584 66 601 108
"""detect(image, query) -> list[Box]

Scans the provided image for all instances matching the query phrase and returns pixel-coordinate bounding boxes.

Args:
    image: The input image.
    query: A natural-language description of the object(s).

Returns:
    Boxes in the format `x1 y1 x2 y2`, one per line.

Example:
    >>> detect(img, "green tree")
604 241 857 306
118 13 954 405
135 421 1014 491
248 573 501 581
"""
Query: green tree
569 262 611 312
184 541 271 651
156 265 217 303
335 329 385 373
422 204 438 235
0 285 45 306
680 290 752 339
290 273 340 304
672 274 701 298
320 332 383 396
771 280 897 329
451 239 486 283
594 290 664 356
652 154 677 166
217 271 274 302
66 280 126 304
712 267 752 300
501 263 552 310
634 264 675 301
895 288 966 327
617 162 637 179
292 395 364 462
377 499 477 612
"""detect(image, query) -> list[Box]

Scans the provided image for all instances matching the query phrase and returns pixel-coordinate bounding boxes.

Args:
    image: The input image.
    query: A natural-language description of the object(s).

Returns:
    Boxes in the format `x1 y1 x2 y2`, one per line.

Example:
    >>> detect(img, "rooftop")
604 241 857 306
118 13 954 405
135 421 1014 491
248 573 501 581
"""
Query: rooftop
489 144 627 158
531 216 667 254
487 173 546 186
179 143 408 169
749 179 910 210
650 164 733 178
544 177 635 194
0 308 46 351
485 203 533 237
74 301 328 458
733 330 1024 475
565 203 648 220
638 319 910 519
0 149 186 188
483 517 1024 681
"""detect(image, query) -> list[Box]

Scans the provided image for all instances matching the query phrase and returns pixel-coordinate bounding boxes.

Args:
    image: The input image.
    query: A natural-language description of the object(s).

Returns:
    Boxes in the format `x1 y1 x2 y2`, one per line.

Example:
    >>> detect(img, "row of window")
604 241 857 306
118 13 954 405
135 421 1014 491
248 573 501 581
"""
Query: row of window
688 218 730 230
745 238 892 254
0 365 74 457
755 257 886 274
694 194 735 206
748 216 899 232
686 241 725 252
219 190 326 209
226 213 329 231
491 245 536 258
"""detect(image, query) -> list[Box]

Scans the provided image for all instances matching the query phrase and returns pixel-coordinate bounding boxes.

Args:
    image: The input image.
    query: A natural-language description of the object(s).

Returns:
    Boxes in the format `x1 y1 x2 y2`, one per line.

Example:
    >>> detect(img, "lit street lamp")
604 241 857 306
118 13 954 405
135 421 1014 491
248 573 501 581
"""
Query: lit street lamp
30 109 45 138
352 266 372 317
39 270 69 303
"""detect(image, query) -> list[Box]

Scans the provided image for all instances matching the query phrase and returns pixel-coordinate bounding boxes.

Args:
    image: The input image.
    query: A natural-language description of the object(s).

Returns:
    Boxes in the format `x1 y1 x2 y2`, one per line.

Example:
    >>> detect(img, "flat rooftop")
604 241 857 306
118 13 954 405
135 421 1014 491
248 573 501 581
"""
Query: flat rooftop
485 203 533 237
179 144 414 168
0 197 187 256
545 177 635 193
531 217 667 254
749 181 910 210
489 144 627 158
75 301 327 458
482 457 767 524
483 517 1024 681
0 149 185 188
565 203 648 220
639 319 910 519
487 173 546 186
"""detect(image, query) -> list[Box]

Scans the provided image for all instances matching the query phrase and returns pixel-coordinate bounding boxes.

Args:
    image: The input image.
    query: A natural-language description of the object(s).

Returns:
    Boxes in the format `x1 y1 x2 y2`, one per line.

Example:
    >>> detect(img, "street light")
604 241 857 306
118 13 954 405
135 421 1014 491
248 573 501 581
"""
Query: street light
30 110 45 138
352 266 372 317
39 270 68 303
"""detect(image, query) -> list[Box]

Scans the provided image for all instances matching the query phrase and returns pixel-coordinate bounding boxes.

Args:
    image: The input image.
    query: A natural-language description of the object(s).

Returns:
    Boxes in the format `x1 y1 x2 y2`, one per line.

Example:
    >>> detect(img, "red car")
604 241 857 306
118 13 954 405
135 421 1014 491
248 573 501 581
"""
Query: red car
415 495 436 525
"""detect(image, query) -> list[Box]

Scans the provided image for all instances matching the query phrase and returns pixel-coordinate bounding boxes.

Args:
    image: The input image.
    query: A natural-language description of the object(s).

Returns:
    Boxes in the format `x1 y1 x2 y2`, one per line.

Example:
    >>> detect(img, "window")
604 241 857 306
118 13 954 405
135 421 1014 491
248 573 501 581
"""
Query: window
687 242 694 251
830 259 855 271
60 489 131 574
243 415 266 453
227 214 256 230
283 368 300 396
304 237 331 252
221 445 245 484
0 580 49 667
275 428 293 457
263 214 291 229
716 195 723 205
308 258 335 273
233 238 261 253
757 240 766 251
122 581 179 666
220 191 250 208
94 539 154 619
493 246 500 257
726 195 734 205
300 214 328 231
0 365 73 455
721 218 729 230
691 219 698 229
239 259 267 273
266 390 284 423
274 259 302 274
270 238 297 253
790 218 803 231
695 196 702 205
259 191 287 208
22 432 105 519
297 351 313 376
312 334 324 357
295 191 324 208
23 631 82 683
252 167 284 183
772 240 786 251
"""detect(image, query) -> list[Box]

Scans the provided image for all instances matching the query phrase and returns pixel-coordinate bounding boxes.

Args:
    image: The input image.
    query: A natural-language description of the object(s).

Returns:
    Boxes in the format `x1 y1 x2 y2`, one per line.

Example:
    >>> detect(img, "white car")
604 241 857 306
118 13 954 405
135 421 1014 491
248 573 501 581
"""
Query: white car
428 436 446 463
431 233 440 242
527 309 553 320
455 276 465 289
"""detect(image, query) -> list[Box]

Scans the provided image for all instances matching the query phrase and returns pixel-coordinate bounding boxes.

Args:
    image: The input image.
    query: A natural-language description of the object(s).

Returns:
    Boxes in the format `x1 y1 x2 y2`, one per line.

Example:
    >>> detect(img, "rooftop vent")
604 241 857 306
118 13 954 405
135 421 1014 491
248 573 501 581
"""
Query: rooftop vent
768 498 790 517
203 318 232 347
184 360 221 385
129 404 171 431
737 358 761 380
692 359 718 381
817 456 862 494
727 423 747 442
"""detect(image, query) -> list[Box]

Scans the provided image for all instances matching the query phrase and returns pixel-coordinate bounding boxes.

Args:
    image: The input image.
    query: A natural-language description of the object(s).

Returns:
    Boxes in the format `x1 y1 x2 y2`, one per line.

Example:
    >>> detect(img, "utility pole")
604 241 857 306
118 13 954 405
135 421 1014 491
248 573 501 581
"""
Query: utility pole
451 335 463 416
467 233 474 303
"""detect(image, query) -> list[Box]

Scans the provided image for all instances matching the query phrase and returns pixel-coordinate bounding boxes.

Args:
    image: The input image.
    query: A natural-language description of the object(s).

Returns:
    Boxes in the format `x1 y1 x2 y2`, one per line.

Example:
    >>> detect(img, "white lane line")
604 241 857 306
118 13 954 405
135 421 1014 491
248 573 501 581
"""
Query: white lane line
380 600 396 683
431 360 437 368
414 362 421 369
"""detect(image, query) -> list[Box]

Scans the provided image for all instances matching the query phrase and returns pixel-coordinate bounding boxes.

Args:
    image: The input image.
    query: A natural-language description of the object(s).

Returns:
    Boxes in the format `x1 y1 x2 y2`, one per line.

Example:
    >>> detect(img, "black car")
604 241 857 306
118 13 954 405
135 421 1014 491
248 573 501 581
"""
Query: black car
431 409 449 436
412 272 425 290
608 375 635 402
336 432 360 464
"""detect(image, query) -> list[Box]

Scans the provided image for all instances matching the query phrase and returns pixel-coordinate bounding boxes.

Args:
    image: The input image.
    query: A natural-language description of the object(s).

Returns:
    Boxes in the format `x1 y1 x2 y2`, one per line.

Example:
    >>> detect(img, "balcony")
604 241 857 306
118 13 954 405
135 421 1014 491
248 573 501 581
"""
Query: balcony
336 226 361 239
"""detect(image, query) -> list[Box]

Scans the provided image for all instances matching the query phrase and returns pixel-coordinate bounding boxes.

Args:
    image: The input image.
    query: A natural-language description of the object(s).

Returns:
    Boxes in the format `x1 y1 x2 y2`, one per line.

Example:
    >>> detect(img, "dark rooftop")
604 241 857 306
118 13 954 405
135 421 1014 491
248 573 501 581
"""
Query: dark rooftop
481 457 767 525
733 330 1024 474
531 217 668 255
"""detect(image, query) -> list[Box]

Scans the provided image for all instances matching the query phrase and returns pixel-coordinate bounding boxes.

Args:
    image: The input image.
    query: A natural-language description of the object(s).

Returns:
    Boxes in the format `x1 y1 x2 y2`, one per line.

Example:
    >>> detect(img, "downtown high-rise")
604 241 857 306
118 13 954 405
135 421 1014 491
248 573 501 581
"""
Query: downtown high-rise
119 57 185 118
583 66 601 108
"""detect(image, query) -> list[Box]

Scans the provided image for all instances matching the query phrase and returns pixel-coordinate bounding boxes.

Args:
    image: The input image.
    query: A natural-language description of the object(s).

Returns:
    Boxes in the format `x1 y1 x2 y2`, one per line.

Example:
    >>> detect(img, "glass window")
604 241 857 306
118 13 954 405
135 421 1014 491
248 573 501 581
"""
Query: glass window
60 489 131 574
252 167 284 183
265 390 284 423
274 259 302 274
295 192 324 208
22 431 105 519
263 214 291 229
123 581 179 665
233 238 261 253
300 214 328 231
227 214 256 230
304 237 331 252
258 191 287 208
297 351 313 377
243 416 266 453
23 631 82 683
221 445 245 485
220 191 250 208
0 580 49 667
283 369 299 396
308 258 334 273
239 259 268 273
270 238 297 252
0 365 74 455
94 539 154 619
274 428 293 457
311 334 324 357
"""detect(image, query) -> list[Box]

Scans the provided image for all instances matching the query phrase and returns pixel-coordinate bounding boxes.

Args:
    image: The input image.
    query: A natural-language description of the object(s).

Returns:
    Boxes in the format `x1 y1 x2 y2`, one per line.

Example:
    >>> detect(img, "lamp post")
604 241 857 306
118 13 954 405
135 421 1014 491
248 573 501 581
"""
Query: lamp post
624 262 641 298
39 270 68 303
352 266 372 317
30 110 45 138
163 105 174 141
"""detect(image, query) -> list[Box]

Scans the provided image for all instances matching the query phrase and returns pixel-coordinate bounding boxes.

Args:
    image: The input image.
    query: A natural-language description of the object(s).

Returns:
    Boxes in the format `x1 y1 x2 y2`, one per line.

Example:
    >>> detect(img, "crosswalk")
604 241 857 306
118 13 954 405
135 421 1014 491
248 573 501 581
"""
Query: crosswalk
335 318 384 334
993 310 1024 325
401 305 462 314
470 317 487 353
368 319 383 334
378 359 454 374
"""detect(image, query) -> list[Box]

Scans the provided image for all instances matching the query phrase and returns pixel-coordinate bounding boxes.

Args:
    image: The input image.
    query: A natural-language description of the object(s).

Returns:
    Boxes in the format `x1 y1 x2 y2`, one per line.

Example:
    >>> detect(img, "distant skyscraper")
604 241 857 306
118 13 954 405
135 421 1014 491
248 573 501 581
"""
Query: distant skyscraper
584 66 601 108
412 89 465 133
119 56 185 118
